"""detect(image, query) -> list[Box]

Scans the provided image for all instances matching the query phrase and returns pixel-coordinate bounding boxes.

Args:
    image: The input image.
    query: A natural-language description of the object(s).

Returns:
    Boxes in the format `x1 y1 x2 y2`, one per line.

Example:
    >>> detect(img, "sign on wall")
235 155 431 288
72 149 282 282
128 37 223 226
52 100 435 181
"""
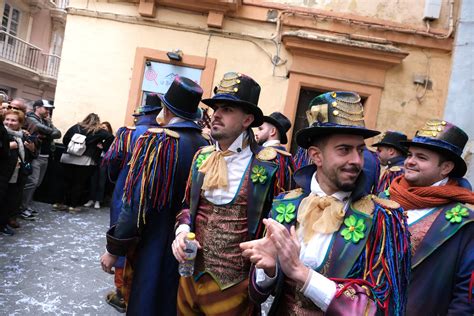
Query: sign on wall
141 61 202 95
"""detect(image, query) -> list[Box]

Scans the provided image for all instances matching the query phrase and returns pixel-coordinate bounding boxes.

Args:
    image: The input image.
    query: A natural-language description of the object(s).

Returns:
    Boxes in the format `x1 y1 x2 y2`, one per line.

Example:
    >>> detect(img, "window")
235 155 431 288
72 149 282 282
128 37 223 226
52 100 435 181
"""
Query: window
1 3 21 44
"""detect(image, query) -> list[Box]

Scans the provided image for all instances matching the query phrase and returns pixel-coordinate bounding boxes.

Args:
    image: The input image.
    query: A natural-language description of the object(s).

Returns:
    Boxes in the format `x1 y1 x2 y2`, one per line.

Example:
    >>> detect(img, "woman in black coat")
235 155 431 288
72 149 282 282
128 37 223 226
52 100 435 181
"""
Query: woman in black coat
54 113 113 212
1 110 35 235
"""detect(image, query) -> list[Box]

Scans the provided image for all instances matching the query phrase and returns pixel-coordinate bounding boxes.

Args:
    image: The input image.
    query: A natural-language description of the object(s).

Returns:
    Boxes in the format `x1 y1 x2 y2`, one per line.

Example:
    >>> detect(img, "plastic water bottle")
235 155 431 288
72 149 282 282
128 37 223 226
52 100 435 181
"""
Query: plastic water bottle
178 232 198 277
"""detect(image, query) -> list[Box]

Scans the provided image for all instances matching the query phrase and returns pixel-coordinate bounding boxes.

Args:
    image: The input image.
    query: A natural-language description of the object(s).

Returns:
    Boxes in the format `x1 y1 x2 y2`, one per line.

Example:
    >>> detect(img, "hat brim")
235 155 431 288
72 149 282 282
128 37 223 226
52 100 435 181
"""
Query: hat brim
372 141 408 155
263 116 288 144
159 95 202 120
402 140 467 178
202 95 263 127
296 126 380 149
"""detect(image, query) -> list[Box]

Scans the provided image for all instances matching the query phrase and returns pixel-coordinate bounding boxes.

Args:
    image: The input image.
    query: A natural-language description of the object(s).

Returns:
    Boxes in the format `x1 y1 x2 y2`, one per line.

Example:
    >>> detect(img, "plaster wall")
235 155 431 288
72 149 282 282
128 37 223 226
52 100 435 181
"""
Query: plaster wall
29 8 53 52
260 0 454 29
54 0 452 142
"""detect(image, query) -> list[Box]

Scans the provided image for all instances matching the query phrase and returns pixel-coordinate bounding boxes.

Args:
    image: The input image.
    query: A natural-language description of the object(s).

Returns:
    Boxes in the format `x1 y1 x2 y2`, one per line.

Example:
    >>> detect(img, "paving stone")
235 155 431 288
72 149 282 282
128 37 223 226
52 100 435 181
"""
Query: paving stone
0 202 121 315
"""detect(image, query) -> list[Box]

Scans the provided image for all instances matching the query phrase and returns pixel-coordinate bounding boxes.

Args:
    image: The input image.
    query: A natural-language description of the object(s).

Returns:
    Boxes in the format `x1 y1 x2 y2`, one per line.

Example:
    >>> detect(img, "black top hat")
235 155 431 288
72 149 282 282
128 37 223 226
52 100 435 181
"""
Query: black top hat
402 119 468 177
296 91 380 149
159 76 203 120
263 112 292 144
202 72 263 127
133 93 162 117
372 131 408 155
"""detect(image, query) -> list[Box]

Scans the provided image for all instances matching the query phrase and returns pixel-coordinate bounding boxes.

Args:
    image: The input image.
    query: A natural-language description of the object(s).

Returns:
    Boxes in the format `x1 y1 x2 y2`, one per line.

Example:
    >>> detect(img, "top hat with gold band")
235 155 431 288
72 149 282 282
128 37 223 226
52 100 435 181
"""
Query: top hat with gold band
160 76 203 120
372 131 408 155
202 72 263 127
402 119 468 177
296 91 379 149
263 112 292 144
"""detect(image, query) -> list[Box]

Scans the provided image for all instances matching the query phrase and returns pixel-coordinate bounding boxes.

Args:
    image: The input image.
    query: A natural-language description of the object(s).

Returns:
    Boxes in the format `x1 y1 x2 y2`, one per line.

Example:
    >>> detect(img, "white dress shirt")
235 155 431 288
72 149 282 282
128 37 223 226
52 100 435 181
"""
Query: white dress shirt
262 139 281 147
256 172 351 311
175 132 252 236
406 177 449 225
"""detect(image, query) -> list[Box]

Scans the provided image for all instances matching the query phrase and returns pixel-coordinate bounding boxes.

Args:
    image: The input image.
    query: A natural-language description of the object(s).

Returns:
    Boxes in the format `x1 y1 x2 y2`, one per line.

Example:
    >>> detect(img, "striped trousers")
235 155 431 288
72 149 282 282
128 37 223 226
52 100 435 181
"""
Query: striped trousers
177 274 253 316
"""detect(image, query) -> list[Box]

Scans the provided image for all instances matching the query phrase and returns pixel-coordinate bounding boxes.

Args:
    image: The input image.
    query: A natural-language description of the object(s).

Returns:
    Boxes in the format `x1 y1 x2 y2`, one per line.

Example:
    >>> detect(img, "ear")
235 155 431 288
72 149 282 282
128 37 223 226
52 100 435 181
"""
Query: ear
440 160 455 178
308 146 323 167
242 113 255 129
269 126 278 138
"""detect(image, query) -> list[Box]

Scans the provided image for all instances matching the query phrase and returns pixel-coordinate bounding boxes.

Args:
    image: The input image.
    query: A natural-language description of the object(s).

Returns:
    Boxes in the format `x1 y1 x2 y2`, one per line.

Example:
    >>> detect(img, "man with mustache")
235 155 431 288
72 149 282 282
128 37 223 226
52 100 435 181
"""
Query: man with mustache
241 91 411 315
255 111 295 193
387 119 474 315
172 72 281 315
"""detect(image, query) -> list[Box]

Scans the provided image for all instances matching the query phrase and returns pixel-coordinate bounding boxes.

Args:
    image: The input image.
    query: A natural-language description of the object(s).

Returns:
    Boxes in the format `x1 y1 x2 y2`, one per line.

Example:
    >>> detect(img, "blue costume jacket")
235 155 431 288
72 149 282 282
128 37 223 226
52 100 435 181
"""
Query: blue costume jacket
102 114 159 269
107 120 208 315
249 165 411 315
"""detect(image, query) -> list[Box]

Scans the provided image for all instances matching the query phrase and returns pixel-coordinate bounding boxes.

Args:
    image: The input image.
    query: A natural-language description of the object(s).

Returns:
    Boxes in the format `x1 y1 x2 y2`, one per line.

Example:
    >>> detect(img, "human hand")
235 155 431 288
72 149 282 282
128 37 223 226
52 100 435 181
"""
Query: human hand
265 219 309 286
172 232 201 263
100 251 118 274
240 219 277 276
97 143 103 149
24 141 35 152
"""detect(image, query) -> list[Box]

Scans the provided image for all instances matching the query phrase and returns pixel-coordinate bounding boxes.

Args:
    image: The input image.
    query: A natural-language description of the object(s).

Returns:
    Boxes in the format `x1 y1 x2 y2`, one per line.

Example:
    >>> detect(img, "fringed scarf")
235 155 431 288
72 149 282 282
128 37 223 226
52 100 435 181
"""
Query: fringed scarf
389 176 474 210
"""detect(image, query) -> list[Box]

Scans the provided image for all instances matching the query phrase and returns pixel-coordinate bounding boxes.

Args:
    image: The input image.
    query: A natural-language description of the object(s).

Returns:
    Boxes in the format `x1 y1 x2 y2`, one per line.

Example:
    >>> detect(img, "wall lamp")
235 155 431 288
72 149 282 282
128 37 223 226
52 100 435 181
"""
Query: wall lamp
167 49 183 62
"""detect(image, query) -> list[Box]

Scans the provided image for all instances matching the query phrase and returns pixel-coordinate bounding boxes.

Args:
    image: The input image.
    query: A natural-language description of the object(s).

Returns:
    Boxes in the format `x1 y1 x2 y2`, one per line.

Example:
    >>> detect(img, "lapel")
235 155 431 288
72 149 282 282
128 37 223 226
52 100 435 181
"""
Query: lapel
247 156 278 237
412 203 474 268
325 207 373 278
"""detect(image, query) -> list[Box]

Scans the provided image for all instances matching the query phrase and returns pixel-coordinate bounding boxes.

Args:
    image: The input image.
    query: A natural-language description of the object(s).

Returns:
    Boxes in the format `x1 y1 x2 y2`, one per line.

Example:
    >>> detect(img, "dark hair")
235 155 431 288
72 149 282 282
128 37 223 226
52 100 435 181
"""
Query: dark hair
309 135 329 149
101 121 113 134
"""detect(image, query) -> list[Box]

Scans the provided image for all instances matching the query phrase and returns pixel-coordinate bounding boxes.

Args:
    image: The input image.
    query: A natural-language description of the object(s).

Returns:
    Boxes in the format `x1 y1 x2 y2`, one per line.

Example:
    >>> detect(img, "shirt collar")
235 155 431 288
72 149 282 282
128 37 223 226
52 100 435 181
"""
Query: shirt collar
432 177 449 187
169 117 186 124
216 131 247 153
310 171 351 202
263 139 281 147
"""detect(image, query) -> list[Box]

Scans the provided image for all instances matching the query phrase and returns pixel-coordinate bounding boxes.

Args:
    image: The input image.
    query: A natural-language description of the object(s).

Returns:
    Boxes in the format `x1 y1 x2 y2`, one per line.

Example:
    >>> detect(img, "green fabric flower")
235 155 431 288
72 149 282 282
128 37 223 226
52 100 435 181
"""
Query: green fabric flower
341 215 366 244
196 153 210 168
275 203 296 224
251 165 267 184
445 204 469 224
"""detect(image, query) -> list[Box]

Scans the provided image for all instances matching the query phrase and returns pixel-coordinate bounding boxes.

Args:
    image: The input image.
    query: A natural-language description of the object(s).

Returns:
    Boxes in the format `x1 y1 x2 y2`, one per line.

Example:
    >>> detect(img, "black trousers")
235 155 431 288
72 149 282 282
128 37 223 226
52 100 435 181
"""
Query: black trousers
61 163 93 207
88 164 107 202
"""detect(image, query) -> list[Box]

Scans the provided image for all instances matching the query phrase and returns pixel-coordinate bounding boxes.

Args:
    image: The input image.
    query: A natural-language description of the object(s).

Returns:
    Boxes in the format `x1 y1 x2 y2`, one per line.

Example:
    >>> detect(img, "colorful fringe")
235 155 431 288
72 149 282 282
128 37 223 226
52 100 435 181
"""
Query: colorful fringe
123 131 179 226
294 146 311 169
376 169 404 194
102 126 134 168
274 155 295 194
333 203 411 316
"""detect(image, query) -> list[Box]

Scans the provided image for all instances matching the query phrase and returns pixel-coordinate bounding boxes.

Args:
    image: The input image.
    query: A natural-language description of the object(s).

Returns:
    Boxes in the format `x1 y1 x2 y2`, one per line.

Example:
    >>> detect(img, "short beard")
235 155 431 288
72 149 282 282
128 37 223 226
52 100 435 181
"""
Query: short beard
257 137 267 146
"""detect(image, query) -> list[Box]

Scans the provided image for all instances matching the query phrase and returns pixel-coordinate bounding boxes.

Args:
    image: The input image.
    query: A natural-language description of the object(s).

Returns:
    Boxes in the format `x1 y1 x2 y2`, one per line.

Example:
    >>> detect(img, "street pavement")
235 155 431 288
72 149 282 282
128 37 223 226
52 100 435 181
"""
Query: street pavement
0 201 120 315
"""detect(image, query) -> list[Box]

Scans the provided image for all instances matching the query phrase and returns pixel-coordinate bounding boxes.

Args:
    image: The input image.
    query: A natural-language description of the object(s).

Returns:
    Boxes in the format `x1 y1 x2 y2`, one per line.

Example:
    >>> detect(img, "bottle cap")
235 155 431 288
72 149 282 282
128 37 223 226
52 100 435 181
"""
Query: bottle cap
187 232 195 240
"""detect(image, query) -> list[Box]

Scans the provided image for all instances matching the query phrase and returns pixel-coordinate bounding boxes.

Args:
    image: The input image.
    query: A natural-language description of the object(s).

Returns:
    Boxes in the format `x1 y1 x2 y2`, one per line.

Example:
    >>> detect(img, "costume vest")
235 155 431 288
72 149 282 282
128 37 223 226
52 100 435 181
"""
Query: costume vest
194 167 251 289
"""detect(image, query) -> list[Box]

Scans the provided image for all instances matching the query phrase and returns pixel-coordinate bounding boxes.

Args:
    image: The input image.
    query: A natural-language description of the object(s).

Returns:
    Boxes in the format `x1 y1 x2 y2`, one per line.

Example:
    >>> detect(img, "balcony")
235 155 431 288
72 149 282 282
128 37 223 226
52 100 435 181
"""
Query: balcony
0 31 61 83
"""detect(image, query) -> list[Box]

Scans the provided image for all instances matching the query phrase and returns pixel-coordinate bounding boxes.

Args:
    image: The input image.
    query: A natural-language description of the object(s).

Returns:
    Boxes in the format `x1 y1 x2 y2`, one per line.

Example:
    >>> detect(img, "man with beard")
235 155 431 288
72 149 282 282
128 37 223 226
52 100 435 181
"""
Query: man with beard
372 131 408 193
241 91 411 315
172 72 281 315
255 111 295 193
387 119 474 315
22 99 61 217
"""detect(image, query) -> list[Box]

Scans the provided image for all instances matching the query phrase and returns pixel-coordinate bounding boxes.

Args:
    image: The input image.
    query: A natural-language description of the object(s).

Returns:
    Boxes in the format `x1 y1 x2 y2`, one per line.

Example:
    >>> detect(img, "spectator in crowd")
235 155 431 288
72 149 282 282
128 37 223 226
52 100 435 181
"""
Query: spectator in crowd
84 121 114 209
1 110 35 235
21 100 61 219
10 98 28 115
55 113 113 212
0 107 12 234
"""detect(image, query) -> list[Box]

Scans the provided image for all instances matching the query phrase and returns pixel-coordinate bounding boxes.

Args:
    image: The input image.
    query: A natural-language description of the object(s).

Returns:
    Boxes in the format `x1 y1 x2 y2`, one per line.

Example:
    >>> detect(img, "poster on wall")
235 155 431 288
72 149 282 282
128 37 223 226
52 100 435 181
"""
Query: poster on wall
141 61 203 96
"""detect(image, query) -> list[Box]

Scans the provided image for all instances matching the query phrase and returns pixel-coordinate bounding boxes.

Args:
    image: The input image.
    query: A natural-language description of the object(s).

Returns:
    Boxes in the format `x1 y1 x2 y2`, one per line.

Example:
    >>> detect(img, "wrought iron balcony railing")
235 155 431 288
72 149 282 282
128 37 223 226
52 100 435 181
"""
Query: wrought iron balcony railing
0 31 61 79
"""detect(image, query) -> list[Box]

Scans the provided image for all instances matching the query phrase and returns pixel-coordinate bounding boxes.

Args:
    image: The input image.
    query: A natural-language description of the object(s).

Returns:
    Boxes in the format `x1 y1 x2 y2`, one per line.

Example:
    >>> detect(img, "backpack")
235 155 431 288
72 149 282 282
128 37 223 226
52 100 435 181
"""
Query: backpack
67 126 87 156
